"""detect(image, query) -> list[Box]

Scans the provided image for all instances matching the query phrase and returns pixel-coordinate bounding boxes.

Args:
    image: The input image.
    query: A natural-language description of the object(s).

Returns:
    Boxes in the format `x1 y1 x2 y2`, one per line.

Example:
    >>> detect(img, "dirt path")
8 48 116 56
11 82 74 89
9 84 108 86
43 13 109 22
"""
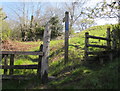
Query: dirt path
1 40 40 51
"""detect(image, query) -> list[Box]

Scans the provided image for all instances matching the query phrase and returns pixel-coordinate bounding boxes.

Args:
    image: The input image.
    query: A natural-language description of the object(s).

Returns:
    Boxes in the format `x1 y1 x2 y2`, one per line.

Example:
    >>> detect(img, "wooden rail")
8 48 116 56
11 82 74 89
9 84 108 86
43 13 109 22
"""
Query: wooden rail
0 47 46 82
0 50 44 78
0 48 44 75
87 44 108 49
10 54 14 75
0 65 38 69
1 75 34 80
84 27 112 61
87 50 112 55
0 51 44 55
87 35 111 41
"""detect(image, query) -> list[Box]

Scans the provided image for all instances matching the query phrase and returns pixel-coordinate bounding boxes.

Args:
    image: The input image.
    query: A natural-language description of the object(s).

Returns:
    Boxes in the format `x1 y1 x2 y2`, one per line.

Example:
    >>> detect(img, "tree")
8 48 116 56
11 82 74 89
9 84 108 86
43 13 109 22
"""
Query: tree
6 2 43 41
49 16 63 39
34 26 45 40
5 1 92 40
85 0 120 22
111 24 120 48
76 19 96 31
0 8 11 40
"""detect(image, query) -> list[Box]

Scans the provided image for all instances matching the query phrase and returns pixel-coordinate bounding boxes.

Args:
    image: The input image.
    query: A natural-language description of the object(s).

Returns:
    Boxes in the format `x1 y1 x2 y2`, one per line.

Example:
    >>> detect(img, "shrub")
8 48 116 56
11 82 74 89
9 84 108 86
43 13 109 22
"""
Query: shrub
1 21 11 40
111 24 120 48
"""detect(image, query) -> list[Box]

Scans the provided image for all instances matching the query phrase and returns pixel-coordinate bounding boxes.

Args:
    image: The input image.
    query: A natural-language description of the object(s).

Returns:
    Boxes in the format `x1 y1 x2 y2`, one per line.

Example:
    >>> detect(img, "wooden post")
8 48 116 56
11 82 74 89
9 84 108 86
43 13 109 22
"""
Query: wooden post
37 44 43 77
85 32 89 61
4 54 8 75
41 23 51 83
112 30 116 50
107 27 112 61
9 54 14 75
64 11 69 64
107 27 111 50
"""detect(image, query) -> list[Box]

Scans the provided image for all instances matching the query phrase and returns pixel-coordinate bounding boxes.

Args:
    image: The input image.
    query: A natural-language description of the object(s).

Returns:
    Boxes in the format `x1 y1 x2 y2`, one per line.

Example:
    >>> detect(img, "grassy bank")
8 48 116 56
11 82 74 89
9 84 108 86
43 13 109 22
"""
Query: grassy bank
2 24 119 89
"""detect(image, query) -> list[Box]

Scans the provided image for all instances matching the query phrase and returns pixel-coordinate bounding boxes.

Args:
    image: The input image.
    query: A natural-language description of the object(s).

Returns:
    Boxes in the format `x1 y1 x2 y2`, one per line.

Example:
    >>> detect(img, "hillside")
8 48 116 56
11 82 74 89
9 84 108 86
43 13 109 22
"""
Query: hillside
2 24 119 89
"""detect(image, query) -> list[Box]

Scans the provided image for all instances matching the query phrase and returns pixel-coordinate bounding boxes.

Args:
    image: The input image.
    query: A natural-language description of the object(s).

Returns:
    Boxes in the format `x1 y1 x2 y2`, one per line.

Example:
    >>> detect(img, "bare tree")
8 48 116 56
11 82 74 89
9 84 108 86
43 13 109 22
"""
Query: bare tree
5 2 43 41
76 18 96 31
85 0 120 23
63 0 88 31
40 2 64 25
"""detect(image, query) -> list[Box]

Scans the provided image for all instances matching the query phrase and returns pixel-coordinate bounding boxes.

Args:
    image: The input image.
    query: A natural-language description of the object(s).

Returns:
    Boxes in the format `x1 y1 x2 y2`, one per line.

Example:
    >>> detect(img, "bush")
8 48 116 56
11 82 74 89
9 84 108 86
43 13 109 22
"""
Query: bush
35 26 45 40
111 24 120 48
1 21 11 40
49 16 63 39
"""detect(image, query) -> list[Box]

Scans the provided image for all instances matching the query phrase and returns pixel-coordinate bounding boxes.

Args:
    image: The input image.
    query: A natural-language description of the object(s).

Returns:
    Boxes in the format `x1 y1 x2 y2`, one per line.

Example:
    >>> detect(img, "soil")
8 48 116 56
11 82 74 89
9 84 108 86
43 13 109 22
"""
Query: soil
1 40 40 51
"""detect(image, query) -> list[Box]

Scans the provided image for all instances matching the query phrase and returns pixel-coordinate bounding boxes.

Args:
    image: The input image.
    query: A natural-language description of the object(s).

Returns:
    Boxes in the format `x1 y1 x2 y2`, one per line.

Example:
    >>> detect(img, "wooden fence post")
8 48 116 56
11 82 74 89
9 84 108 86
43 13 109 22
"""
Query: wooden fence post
9 54 14 75
4 54 8 75
107 27 113 61
85 32 89 61
64 11 69 64
107 27 111 50
112 30 116 50
41 23 51 83
37 44 43 77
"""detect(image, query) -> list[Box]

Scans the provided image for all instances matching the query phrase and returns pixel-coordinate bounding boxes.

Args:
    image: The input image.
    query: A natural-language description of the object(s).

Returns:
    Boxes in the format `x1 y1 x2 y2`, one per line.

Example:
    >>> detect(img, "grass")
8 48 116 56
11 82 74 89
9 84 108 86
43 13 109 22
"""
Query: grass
2 24 119 89
2 57 119 89
46 57 119 89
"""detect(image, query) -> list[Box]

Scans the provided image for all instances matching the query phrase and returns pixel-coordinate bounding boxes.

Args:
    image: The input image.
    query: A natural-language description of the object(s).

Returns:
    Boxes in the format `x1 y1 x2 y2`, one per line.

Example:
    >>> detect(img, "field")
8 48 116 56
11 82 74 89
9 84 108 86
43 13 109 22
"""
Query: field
1 24 119 89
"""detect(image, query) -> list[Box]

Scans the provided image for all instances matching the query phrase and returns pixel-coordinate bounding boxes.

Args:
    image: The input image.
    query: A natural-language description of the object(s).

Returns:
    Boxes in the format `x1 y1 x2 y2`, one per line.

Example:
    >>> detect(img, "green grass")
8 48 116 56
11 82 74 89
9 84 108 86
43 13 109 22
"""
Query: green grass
46 57 119 89
2 24 119 89
2 57 119 89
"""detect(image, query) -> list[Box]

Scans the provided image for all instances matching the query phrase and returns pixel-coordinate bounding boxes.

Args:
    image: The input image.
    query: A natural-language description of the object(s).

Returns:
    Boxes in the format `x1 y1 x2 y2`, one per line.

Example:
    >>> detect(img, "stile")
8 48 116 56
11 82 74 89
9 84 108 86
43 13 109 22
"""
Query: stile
84 27 112 62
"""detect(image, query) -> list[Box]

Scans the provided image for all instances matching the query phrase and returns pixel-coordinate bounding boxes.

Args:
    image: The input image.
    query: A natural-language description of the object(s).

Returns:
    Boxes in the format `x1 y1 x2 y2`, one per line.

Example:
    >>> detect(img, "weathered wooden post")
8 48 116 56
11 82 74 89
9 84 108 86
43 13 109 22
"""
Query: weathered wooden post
4 54 8 75
85 32 89 61
37 44 43 77
64 11 69 64
107 27 113 61
9 54 14 75
41 23 51 83
112 30 116 50
107 27 111 50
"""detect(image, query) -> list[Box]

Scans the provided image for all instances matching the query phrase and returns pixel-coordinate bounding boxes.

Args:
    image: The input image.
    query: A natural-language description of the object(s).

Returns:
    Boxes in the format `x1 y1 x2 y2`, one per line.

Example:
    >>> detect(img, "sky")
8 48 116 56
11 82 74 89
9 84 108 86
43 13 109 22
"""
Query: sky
0 0 118 26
